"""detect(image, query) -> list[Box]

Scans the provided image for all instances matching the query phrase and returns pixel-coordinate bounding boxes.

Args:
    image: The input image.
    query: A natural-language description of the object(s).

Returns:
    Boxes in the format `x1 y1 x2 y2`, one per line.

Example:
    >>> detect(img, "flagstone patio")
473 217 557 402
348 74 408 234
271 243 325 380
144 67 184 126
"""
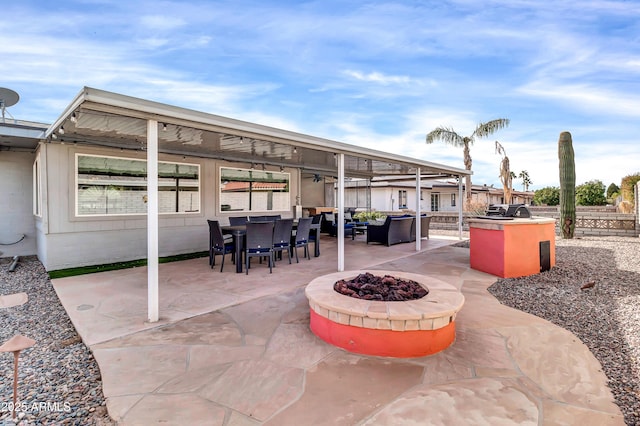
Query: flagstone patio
51 234 624 425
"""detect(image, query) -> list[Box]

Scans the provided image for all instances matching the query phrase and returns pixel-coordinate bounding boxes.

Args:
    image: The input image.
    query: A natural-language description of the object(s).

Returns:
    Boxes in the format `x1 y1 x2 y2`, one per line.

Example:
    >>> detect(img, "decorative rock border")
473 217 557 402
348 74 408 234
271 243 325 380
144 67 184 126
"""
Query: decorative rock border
305 270 464 358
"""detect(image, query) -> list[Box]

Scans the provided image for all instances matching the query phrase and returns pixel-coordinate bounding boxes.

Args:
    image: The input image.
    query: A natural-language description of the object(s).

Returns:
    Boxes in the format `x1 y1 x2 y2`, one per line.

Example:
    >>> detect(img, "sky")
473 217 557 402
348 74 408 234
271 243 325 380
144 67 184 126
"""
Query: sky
2 0 640 191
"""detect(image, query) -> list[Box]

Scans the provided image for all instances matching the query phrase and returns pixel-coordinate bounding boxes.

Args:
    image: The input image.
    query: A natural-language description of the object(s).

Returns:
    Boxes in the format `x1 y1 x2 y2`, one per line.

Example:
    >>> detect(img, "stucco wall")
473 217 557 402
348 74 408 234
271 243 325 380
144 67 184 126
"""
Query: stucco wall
300 175 326 211
0 150 37 257
37 144 300 270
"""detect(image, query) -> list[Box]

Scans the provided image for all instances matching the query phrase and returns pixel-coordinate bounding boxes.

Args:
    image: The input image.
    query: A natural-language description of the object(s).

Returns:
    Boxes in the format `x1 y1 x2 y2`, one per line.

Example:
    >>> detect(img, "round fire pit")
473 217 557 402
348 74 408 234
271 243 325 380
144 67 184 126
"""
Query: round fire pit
305 270 464 358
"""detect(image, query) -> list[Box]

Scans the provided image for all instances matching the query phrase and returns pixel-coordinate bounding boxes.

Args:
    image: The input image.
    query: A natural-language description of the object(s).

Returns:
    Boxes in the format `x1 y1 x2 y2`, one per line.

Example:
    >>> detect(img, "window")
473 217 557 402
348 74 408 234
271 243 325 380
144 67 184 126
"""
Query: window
451 193 456 207
398 190 407 209
431 193 440 212
33 153 41 216
76 154 200 216
220 167 290 212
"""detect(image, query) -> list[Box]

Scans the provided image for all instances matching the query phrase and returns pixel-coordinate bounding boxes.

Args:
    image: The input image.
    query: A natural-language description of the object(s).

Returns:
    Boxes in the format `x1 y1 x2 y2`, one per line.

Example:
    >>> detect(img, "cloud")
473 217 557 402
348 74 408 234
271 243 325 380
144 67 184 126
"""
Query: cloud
343 70 412 85
518 81 640 118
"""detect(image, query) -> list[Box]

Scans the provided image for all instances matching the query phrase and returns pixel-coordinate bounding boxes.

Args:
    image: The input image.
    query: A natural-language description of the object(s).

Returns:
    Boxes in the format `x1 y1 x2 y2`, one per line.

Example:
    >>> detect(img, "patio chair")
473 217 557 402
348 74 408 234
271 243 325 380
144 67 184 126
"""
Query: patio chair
264 214 282 221
249 215 268 222
207 220 235 272
229 216 248 226
291 217 312 263
344 212 354 223
320 212 335 234
272 218 293 264
244 221 275 274
329 221 356 239
311 214 322 226
309 214 322 255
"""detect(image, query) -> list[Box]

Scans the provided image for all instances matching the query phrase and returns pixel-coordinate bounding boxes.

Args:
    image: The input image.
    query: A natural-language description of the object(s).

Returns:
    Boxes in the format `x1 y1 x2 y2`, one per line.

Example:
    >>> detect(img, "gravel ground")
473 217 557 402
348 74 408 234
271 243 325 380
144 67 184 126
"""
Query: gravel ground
0 256 114 426
488 236 640 425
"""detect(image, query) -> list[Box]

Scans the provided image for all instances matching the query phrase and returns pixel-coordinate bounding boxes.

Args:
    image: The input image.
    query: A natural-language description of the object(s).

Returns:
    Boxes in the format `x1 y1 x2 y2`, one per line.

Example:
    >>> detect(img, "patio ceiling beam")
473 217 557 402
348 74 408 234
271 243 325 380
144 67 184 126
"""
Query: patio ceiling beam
52 133 450 181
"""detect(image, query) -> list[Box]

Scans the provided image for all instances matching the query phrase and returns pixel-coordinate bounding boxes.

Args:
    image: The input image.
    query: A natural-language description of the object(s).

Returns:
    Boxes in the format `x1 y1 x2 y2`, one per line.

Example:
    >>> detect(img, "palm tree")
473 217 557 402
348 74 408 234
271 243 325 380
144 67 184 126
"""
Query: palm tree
426 119 510 208
518 170 532 191
495 141 512 204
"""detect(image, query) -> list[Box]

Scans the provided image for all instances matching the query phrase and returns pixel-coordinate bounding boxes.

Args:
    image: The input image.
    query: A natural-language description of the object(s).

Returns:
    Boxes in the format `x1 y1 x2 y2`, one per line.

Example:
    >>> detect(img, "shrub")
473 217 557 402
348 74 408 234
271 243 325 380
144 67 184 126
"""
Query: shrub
465 200 488 215
621 173 640 204
533 186 560 206
354 211 385 222
576 180 607 206
606 183 620 198
618 200 634 214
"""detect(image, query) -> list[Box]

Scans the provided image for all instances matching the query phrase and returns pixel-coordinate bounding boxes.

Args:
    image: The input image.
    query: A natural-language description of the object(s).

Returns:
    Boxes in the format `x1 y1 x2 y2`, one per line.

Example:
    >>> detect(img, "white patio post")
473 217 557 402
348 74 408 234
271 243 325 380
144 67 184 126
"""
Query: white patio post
337 153 345 272
415 168 421 251
458 175 464 239
147 119 159 322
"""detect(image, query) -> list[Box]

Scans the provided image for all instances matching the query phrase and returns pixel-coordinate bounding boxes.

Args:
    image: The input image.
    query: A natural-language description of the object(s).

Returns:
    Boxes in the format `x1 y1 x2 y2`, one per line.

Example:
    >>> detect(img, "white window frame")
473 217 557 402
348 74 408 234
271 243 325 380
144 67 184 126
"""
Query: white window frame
219 166 291 213
398 190 408 209
75 153 201 217
431 193 440 212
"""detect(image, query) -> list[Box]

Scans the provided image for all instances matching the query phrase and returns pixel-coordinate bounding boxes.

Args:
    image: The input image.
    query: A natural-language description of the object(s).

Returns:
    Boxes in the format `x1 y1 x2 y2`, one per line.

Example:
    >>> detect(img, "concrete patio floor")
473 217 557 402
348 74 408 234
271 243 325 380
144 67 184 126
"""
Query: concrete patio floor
52 233 625 425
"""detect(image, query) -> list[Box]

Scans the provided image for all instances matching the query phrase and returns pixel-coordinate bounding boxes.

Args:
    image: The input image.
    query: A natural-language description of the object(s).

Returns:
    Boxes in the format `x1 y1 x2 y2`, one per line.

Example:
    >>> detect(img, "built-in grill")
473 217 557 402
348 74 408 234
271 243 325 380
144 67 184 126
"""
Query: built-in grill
479 203 531 220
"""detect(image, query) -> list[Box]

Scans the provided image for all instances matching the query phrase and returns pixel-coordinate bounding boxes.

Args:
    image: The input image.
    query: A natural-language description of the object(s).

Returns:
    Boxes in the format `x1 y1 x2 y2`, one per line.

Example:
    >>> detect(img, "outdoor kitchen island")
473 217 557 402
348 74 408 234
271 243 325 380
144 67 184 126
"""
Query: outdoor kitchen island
468 216 556 278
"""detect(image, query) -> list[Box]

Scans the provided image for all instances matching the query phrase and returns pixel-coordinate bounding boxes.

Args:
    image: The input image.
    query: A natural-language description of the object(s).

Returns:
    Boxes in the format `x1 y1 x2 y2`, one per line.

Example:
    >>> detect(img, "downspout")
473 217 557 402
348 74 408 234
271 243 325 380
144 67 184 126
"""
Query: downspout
147 120 159 323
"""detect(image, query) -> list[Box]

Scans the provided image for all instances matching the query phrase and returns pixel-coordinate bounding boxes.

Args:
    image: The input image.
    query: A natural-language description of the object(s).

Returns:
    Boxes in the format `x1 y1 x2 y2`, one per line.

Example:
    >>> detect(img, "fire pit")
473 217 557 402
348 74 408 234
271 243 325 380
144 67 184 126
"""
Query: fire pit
305 270 464 358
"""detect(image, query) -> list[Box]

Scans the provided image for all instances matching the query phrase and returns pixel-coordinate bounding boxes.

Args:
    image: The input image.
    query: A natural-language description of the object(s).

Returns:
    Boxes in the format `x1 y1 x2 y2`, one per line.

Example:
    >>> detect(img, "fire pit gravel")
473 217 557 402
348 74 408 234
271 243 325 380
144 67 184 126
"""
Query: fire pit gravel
334 272 428 301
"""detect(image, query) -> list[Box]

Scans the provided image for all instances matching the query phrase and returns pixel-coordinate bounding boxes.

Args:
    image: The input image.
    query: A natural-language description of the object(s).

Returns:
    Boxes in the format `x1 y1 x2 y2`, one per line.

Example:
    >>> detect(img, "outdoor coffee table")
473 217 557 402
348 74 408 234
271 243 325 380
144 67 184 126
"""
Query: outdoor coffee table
354 224 368 235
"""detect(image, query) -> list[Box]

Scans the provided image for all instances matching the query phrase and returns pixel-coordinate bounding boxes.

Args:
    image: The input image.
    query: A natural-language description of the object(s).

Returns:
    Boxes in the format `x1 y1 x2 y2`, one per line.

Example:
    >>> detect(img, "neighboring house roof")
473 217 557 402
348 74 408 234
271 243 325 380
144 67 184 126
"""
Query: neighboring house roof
0 119 48 151
222 181 287 191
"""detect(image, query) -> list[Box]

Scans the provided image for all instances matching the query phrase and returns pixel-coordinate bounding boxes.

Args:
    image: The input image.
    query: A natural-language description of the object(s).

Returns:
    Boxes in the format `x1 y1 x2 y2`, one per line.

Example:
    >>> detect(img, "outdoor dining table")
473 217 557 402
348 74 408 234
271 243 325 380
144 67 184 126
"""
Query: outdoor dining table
221 221 321 273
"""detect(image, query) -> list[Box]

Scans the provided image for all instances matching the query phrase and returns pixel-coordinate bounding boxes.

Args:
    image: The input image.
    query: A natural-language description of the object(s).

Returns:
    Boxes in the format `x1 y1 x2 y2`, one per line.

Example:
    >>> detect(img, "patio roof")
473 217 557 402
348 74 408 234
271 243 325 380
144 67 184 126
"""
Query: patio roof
44 87 470 180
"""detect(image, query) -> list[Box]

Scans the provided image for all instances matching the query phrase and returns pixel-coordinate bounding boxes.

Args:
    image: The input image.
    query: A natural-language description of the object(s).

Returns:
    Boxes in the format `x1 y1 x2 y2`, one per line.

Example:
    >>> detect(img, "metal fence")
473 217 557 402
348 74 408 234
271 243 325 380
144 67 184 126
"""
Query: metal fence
426 209 638 237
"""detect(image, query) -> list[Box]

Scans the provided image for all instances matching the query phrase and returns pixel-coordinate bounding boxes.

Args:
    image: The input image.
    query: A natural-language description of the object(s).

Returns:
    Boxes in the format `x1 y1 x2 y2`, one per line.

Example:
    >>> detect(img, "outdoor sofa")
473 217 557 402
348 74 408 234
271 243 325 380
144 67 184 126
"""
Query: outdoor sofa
366 215 415 246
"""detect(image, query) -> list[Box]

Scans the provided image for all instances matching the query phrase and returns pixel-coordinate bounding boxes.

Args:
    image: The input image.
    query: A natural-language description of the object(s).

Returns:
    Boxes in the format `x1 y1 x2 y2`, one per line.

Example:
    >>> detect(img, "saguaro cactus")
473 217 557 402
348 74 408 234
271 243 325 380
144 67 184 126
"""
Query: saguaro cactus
558 131 576 239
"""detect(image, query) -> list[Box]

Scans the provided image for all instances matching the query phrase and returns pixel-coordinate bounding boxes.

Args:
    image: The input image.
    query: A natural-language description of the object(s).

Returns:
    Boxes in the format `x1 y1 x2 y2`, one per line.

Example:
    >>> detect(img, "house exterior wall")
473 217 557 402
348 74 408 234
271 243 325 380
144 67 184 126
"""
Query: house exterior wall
371 186 393 211
368 185 431 212
36 144 300 271
300 174 326 208
365 183 533 214
0 150 37 257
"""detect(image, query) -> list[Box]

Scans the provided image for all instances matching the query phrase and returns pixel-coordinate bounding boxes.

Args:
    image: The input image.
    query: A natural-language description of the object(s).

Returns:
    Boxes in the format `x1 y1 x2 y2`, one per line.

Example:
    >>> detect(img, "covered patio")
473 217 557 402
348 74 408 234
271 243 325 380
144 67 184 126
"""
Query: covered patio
43 87 469 322
51 234 623 425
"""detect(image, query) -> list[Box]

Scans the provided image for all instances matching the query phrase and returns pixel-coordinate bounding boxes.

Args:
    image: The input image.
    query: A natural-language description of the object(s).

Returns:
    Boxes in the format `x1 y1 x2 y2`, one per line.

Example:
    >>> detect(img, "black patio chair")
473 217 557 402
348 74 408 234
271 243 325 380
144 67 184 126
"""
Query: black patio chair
207 220 235 272
244 221 275 274
272 218 293 264
311 214 322 226
249 215 268 222
229 216 248 226
320 212 335 234
291 217 312 263
264 215 282 221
